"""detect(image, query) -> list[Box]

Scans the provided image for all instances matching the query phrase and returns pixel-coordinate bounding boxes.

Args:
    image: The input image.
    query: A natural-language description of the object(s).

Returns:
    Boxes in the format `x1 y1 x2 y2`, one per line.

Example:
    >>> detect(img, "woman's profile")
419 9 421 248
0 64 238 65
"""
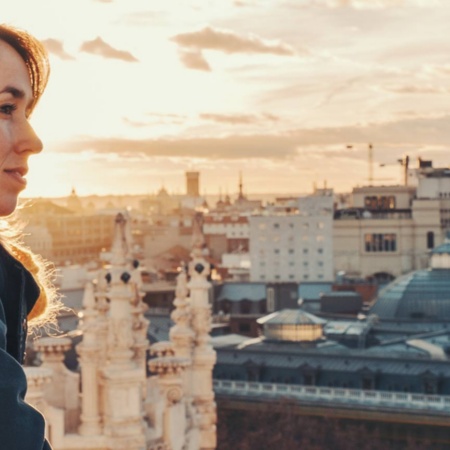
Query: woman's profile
0 24 59 450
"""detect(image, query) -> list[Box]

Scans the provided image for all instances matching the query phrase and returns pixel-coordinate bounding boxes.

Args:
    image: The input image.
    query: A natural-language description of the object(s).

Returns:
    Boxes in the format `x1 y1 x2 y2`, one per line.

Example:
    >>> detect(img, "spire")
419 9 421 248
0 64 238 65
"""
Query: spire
82 281 95 310
238 171 244 200
191 212 207 258
111 213 128 266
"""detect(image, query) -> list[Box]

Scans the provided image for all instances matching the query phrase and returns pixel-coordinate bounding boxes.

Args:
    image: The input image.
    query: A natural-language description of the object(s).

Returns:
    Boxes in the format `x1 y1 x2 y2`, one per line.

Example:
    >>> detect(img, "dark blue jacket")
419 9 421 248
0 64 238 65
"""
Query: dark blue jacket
0 245 52 449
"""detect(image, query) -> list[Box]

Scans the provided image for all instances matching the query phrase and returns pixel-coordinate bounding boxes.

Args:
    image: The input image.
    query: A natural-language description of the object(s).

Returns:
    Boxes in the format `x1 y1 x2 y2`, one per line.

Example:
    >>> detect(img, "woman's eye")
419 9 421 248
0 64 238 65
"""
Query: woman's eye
0 104 17 115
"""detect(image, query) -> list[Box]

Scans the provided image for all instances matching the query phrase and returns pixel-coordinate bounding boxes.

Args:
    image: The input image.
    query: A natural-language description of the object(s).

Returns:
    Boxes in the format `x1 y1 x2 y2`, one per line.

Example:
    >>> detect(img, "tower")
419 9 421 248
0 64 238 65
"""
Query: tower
186 172 200 197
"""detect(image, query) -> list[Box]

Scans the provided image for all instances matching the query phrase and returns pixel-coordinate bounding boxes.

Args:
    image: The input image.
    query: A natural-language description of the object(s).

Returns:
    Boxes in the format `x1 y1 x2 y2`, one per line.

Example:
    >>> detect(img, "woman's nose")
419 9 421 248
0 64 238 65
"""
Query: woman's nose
16 120 43 154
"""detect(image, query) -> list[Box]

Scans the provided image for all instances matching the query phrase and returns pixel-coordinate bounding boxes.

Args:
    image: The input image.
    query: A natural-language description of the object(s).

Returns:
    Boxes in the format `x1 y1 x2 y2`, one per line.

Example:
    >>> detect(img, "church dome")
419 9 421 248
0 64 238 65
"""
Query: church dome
370 241 450 321
370 269 450 321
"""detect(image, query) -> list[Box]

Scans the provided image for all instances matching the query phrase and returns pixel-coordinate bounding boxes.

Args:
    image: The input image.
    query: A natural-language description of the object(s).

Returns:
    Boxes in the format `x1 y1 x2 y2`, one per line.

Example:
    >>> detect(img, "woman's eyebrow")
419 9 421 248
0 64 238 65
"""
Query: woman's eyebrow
0 85 34 112
0 85 25 99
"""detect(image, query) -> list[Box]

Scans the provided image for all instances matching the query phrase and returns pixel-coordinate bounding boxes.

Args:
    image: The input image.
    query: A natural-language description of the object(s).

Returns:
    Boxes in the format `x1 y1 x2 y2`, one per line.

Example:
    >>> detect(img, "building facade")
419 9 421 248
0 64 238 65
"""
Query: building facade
249 190 334 283
333 164 450 279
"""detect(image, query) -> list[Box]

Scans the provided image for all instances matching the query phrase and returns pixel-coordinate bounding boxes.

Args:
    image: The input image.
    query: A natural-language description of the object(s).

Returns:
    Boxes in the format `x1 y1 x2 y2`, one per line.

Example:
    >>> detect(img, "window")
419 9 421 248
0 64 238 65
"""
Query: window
274 223 280 228
365 233 397 252
274 249 280 254
258 223 266 230
303 248 309 254
364 195 396 210
427 231 434 249
288 249 294 254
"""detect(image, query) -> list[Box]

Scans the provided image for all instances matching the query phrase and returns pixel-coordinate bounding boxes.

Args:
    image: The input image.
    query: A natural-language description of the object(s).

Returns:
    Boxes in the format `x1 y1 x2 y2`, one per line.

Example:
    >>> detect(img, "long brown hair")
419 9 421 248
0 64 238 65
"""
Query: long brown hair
0 24 59 329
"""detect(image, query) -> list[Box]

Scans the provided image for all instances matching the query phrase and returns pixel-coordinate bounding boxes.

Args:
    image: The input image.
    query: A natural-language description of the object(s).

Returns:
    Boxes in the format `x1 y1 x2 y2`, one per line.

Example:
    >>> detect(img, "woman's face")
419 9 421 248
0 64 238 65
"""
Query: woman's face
0 40 43 217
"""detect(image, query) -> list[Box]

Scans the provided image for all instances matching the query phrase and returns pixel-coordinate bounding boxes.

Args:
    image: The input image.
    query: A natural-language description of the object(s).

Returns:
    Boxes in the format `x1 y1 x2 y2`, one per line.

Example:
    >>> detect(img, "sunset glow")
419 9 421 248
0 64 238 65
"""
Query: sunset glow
5 0 450 197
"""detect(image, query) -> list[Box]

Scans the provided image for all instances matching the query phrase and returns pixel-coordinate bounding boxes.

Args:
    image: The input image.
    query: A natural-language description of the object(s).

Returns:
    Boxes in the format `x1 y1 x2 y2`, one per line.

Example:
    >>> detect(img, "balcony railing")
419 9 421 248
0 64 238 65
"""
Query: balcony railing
213 379 450 413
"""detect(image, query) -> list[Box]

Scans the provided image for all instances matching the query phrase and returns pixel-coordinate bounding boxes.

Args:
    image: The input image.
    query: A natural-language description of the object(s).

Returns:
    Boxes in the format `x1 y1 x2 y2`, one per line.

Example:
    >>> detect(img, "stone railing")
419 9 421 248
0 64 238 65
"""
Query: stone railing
213 379 450 413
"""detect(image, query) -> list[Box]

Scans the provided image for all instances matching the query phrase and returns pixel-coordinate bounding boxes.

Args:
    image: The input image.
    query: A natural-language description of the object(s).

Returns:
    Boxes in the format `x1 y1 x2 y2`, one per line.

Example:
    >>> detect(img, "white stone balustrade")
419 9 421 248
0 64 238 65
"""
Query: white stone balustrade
213 379 450 413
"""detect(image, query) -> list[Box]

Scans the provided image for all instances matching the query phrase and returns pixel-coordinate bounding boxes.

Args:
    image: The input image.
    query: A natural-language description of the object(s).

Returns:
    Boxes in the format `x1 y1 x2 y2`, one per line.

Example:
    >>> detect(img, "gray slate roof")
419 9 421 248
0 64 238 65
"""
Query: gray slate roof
370 268 450 320
216 283 266 302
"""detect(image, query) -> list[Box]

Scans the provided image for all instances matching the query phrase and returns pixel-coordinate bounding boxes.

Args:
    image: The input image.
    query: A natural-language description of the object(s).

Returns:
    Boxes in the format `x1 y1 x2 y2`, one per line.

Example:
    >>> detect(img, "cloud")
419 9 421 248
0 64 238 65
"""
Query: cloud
315 0 444 7
171 26 297 56
61 114 450 161
123 113 186 127
178 49 211 71
80 37 138 62
315 0 404 8
380 84 449 94
199 113 280 125
41 39 74 60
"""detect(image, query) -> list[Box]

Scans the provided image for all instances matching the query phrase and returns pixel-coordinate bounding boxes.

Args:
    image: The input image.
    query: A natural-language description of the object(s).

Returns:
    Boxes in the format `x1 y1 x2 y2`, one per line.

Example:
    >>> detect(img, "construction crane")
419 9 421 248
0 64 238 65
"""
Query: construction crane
346 143 393 185
379 154 410 186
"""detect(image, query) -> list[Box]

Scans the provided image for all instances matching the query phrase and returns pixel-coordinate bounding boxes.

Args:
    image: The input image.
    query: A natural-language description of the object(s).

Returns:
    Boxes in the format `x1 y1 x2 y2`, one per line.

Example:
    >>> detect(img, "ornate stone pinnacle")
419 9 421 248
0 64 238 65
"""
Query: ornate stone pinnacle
175 267 188 300
191 213 207 257
82 281 96 310
111 212 128 266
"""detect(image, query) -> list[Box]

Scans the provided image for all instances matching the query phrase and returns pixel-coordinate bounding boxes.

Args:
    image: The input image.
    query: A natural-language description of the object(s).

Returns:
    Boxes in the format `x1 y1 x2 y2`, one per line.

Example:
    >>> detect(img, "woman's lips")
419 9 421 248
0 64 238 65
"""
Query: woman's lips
4 169 27 187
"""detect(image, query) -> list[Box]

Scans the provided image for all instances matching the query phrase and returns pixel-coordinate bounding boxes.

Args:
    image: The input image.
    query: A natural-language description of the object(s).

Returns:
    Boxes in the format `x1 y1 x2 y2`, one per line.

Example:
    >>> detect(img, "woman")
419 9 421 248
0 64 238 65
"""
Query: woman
0 24 59 449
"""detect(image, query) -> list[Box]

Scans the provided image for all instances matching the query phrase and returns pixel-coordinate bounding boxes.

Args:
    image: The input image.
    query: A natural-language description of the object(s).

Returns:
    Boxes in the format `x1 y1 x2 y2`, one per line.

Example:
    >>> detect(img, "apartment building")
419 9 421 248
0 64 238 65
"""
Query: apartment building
333 161 450 279
249 190 334 283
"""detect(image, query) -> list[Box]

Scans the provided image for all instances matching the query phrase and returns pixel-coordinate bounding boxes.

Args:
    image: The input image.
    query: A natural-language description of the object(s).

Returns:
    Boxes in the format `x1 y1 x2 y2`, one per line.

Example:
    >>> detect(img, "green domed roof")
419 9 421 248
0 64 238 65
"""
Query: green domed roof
370 268 450 321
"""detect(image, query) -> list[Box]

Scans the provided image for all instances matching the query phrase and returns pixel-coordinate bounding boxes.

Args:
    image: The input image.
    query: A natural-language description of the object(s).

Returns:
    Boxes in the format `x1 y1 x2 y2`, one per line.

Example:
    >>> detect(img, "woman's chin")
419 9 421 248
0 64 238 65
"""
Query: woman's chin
0 197 18 217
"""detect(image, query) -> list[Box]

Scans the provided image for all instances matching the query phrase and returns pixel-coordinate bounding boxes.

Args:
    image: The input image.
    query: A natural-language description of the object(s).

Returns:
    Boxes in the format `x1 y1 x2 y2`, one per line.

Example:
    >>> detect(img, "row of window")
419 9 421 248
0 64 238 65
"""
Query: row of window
258 222 326 230
258 235 325 242
259 274 325 281
260 261 324 267
258 248 324 255
364 233 397 252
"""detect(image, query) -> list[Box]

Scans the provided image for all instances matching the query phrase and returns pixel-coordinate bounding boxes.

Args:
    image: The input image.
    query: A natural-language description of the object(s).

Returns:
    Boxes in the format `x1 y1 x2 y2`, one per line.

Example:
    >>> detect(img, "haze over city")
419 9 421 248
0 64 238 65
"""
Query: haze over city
5 0 450 198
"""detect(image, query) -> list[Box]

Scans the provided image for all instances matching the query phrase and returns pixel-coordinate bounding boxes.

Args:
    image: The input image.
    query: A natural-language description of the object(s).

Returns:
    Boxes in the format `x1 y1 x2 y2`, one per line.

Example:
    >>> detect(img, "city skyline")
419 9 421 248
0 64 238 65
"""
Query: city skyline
5 0 450 198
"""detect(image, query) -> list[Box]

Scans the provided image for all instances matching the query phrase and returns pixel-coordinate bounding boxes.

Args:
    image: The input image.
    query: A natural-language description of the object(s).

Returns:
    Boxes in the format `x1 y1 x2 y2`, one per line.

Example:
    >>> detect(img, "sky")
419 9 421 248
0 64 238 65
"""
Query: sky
4 0 450 198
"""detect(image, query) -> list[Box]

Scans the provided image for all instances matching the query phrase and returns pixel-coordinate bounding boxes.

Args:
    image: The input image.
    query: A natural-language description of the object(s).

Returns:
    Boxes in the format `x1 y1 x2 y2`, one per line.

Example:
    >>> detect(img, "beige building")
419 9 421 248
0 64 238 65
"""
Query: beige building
334 163 450 279
20 200 116 265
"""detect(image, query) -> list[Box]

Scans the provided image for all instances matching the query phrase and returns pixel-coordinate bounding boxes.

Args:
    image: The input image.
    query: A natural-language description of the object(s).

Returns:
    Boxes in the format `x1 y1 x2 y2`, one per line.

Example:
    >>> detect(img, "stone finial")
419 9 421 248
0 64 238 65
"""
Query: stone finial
175 266 188 300
191 213 207 258
82 281 95 310
111 212 128 266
